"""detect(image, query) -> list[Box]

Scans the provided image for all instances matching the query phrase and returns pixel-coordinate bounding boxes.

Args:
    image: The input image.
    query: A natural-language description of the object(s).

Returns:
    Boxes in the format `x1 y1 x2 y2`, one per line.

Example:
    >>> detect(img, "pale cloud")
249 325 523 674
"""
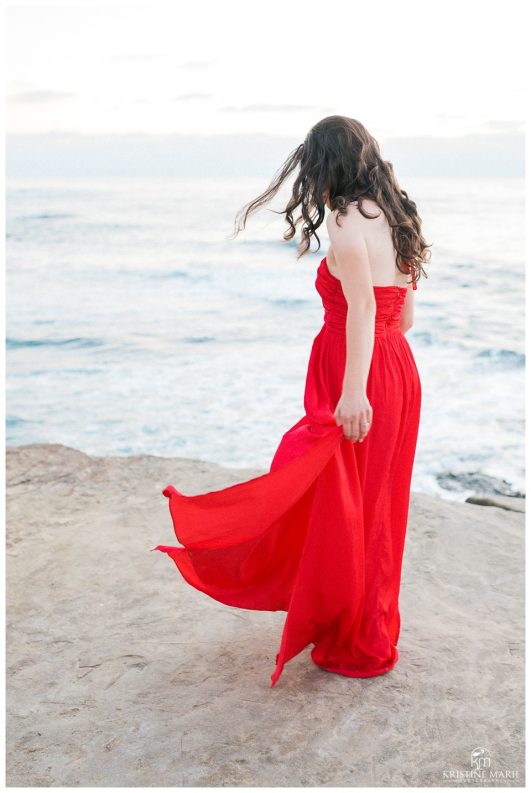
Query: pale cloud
108 53 164 62
174 93 212 102
8 90 75 104
221 104 328 114
481 120 525 133
178 61 216 70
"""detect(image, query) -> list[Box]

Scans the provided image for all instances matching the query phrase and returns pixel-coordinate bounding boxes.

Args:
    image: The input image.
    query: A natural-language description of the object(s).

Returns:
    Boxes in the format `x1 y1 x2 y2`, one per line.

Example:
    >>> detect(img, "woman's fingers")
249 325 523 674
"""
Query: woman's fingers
359 412 369 442
360 410 373 442
343 412 373 442
344 417 359 442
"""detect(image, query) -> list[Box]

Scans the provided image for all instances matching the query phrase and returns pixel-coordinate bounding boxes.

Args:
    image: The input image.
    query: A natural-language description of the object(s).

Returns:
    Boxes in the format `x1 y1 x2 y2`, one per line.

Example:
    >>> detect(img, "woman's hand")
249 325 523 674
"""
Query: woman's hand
334 389 373 443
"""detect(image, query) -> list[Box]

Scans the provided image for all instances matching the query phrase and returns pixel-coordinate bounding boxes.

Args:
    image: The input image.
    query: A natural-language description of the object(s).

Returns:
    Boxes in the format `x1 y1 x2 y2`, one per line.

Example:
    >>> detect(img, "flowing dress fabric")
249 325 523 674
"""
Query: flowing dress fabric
151 258 422 687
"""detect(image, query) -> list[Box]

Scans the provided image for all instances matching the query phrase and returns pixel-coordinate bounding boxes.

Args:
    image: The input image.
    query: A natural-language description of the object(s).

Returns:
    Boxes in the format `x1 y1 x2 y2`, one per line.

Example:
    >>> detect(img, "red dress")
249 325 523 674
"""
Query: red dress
151 257 422 687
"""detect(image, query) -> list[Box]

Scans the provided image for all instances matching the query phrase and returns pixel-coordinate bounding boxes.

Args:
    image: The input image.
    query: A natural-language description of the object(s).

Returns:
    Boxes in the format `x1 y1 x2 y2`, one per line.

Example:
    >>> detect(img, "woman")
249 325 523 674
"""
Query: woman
151 115 430 688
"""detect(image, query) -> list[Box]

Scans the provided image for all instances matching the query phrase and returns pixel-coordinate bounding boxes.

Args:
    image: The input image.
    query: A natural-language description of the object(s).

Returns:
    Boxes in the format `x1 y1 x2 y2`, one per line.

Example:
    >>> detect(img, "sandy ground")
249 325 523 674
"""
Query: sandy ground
6 443 525 787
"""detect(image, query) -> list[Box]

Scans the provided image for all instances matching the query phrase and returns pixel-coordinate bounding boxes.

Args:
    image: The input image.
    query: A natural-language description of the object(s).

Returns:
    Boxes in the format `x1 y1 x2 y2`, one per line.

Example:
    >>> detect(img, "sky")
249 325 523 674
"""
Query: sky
5 0 527 177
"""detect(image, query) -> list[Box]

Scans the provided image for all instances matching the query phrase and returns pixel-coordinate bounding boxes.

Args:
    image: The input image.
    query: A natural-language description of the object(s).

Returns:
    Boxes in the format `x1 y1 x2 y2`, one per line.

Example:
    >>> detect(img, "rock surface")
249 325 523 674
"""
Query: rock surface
6 443 525 786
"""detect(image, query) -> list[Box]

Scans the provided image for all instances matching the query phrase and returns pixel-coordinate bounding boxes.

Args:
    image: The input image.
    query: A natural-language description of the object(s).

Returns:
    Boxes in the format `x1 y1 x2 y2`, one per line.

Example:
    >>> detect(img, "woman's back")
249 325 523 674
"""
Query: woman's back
325 199 412 289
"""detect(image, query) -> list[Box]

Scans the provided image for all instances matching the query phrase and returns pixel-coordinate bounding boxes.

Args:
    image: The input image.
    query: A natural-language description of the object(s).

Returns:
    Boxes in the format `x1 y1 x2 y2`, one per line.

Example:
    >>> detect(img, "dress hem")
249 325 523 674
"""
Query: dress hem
314 650 399 679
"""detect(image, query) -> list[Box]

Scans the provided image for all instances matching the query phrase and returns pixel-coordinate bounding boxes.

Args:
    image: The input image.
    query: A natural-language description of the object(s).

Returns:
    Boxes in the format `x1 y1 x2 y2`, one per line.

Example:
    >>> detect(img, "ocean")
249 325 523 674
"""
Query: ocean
6 175 525 501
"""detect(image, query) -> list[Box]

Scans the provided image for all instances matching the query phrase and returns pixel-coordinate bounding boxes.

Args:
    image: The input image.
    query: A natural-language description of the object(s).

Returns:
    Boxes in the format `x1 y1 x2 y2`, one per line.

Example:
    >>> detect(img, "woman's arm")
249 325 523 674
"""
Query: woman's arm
399 282 415 333
325 209 376 442
325 209 376 391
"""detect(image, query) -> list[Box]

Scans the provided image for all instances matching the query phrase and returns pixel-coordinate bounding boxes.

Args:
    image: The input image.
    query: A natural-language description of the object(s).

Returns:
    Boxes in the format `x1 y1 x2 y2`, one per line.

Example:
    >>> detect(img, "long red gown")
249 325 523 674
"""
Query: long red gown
151 256 422 688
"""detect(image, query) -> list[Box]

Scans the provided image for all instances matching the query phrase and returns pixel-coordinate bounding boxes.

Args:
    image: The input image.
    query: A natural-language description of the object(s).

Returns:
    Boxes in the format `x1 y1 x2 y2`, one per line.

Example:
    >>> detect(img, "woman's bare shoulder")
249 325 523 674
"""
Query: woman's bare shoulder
349 198 385 226
327 198 383 226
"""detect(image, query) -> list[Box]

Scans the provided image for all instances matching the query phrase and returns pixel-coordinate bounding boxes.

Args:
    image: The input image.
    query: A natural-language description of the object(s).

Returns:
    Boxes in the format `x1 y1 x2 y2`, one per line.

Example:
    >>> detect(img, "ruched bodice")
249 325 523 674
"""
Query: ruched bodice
317 257 407 337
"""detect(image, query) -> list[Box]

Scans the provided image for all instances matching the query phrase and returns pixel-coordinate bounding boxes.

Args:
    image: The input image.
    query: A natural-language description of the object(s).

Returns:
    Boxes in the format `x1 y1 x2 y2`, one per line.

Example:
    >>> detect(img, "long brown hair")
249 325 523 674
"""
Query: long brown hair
230 115 430 286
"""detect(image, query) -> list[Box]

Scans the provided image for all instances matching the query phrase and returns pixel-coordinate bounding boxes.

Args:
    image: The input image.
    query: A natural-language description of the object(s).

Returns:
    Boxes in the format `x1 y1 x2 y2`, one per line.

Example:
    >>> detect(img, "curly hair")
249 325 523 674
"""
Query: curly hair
230 115 431 287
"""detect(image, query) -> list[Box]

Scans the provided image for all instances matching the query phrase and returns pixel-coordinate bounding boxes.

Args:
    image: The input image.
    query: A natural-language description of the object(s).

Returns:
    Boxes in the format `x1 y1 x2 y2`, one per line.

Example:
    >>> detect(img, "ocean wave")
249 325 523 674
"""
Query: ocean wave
264 297 312 307
157 269 189 279
18 213 76 221
475 348 525 367
411 330 434 345
7 337 105 350
6 416 35 428
154 269 210 281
